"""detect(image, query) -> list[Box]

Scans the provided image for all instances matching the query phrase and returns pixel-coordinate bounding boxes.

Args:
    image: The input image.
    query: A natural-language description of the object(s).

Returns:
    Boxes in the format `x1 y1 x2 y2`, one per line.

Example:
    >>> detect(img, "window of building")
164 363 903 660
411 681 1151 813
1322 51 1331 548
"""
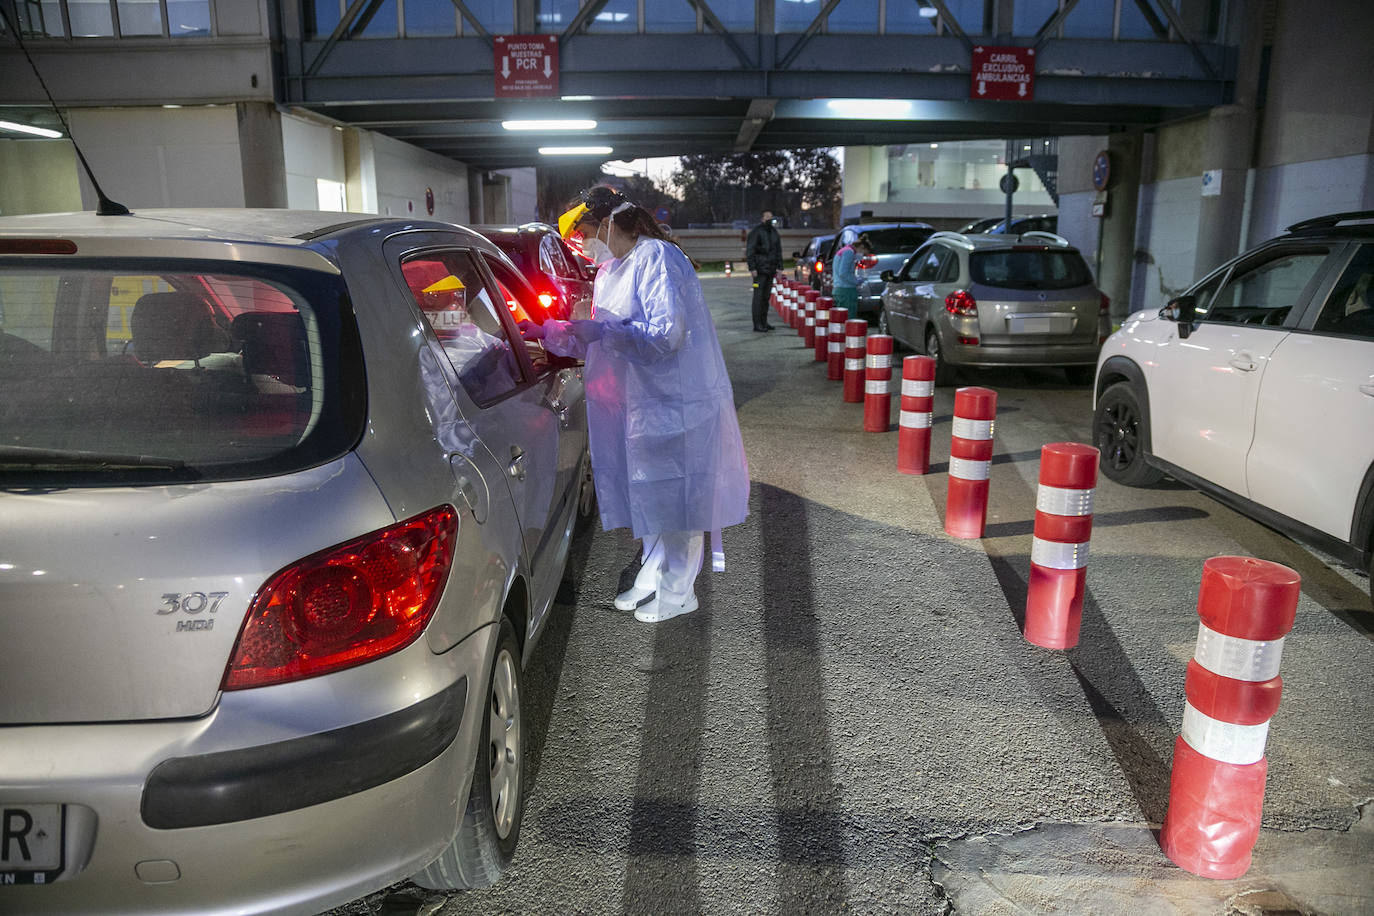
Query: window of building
589 0 637 33
825 0 877 34
404 0 459 36
535 0 579 31
1012 0 1059 37
68 0 115 36
644 0 696 33
117 0 164 35
775 0 820 33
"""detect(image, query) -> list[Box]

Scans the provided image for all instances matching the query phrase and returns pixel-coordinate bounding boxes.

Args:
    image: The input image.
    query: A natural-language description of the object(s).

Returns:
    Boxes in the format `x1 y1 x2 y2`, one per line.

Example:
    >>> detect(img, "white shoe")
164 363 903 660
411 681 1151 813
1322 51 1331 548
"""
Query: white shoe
634 594 699 623
614 584 655 611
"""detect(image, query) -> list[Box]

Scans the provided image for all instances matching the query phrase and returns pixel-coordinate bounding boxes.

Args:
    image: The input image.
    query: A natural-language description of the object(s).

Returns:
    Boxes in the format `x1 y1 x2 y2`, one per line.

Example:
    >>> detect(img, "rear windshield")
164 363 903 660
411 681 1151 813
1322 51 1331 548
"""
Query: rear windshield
970 249 1093 290
861 228 933 254
0 259 364 486
488 237 528 272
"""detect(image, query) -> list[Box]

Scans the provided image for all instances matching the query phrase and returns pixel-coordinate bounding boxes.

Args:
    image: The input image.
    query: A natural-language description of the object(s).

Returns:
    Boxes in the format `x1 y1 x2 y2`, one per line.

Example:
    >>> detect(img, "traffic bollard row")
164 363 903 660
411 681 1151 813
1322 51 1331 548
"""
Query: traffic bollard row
841 319 865 398
802 290 817 346
944 386 997 538
1023 442 1099 649
863 334 894 433
897 356 935 475
1159 556 1299 880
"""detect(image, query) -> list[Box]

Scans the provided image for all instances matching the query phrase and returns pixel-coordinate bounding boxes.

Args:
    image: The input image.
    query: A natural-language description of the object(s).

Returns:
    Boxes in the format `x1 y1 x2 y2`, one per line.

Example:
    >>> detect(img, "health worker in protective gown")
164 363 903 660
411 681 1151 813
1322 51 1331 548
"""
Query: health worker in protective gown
519 187 750 623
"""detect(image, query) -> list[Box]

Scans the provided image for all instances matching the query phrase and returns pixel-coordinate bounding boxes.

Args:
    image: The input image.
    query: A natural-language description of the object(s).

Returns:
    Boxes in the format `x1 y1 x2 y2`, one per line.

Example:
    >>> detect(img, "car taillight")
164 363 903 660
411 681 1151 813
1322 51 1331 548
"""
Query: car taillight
815 259 824 273
223 506 459 690
538 292 556 309
1099 292 1111 342
945 289 978 317
857 254 878 269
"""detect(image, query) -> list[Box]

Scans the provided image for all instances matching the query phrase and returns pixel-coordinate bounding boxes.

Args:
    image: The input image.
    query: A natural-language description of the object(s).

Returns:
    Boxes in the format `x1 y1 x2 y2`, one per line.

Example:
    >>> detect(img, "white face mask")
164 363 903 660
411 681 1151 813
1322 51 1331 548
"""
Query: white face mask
582 220 614 266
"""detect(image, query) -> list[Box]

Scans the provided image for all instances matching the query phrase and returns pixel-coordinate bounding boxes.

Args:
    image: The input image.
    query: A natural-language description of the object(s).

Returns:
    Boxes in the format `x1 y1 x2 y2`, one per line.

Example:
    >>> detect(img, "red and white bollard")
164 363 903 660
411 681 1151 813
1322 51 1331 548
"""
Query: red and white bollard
1159 557 1300 880
944 386 997 539
813 297 831 362
1023 442 1099 648
802 290 818 347
897 356 936 475
863 334 894 432
824 307 846 379
841 318 865 398
784 283 797 328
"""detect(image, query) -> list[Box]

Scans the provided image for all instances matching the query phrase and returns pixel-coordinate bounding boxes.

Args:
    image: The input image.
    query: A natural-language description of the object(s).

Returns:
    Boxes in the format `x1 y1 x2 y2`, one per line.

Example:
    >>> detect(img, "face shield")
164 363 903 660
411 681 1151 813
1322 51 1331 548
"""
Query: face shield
558 202 590 240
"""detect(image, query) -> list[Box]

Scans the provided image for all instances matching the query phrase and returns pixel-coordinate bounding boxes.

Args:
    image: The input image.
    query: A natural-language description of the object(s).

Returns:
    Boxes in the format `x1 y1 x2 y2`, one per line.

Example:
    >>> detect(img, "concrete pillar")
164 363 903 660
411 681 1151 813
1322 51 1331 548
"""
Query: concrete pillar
236 102 287 209
344 129 378 214
1097 131 1143 321
1192 5 1266 274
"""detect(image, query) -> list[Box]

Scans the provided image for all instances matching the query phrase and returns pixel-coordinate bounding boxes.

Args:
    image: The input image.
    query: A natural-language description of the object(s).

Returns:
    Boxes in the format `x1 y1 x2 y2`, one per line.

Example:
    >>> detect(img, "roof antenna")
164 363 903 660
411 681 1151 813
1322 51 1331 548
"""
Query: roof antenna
1 8 130 216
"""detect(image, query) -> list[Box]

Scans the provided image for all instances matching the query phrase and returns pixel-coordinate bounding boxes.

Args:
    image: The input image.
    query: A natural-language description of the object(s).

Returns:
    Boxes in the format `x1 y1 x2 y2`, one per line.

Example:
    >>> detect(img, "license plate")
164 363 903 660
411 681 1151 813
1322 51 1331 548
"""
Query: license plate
1007 315 1056 334
1 804 64 884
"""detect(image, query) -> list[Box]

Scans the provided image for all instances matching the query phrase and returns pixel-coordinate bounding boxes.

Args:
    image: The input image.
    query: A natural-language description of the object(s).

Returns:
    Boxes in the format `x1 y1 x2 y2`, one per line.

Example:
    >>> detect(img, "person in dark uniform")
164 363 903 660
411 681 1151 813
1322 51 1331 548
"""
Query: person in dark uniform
745 209 782 332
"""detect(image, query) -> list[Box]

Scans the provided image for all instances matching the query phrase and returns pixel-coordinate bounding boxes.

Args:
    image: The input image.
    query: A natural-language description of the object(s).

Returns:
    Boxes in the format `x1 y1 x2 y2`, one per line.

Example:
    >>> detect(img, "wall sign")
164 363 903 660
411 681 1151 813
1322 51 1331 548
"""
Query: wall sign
971 46 1035 101
494 35 559 98
1092 151 1111 191
1201 169 1222 197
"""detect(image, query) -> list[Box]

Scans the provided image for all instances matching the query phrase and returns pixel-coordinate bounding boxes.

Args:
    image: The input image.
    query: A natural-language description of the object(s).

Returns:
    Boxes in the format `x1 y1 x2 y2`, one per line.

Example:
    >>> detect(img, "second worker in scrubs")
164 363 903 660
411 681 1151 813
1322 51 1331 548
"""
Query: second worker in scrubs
521 187 750 623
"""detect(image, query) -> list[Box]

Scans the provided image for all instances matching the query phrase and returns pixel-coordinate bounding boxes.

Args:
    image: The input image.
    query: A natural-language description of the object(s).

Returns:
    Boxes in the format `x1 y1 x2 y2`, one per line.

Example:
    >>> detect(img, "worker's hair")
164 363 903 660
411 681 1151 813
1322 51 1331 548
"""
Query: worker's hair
569 188 698 266
855 233 874 251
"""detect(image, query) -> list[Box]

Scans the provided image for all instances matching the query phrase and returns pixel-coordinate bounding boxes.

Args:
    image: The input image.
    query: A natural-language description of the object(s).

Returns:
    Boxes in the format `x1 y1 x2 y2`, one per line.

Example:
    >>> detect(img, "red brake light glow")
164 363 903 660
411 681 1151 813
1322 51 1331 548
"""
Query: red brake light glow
1099 292 1111 315
223 505 459 690
0 239 78 255
857 254 878 269
815 259 824 272
537 292 556 309
945 289 978 317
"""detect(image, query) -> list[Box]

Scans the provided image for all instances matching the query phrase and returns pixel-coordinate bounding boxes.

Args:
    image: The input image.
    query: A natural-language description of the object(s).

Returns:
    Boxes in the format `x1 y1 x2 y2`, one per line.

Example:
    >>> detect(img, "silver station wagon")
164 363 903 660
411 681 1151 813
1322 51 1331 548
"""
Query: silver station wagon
0 209 590 914
878 231 1110 385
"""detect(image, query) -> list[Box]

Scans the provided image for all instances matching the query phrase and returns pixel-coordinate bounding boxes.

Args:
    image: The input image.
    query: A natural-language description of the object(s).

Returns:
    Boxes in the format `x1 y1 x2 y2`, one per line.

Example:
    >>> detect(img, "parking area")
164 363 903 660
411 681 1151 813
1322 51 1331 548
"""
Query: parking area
335 277 1374 916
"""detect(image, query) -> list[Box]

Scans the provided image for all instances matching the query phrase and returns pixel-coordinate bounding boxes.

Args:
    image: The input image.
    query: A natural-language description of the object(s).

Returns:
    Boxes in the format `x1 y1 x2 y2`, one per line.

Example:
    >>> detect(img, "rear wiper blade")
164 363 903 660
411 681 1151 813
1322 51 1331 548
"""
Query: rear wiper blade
0 445 187 470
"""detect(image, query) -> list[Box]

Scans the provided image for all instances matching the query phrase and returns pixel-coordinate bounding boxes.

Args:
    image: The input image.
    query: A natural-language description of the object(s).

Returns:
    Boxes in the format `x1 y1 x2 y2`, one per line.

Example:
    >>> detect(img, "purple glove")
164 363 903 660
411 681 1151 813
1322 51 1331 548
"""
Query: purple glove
569 319 605 344
517 319 546 340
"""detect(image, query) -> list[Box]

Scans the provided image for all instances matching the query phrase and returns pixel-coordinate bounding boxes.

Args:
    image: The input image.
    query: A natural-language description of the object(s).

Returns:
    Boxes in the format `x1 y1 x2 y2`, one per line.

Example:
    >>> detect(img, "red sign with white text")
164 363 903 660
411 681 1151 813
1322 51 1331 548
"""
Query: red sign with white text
971 46 1035 101
494 34 559 98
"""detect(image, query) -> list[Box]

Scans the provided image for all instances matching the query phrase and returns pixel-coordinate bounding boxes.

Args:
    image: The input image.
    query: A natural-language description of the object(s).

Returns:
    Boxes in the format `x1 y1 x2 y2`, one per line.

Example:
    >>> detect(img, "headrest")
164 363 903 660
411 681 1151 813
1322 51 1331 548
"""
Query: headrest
232 311 308 388
130 292 222 364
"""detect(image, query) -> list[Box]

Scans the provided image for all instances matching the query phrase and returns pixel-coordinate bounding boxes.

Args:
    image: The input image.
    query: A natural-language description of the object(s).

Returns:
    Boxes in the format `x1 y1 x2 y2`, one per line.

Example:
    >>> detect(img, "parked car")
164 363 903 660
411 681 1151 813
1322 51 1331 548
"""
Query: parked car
475 221 595 320
0 209 592 914
1093 210 1374 602
821 222 935 316
793 233 835 288
879 230 1109 385
983 214 1059 235
957 216 1004 234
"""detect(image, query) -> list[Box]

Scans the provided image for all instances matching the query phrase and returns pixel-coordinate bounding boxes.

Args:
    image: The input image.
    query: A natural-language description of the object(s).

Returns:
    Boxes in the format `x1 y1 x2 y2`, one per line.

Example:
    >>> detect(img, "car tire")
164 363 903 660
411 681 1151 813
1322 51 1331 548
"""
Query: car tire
925 327 954 386
413 616 524 891
1064 366 1095 386
1094 382 1164 487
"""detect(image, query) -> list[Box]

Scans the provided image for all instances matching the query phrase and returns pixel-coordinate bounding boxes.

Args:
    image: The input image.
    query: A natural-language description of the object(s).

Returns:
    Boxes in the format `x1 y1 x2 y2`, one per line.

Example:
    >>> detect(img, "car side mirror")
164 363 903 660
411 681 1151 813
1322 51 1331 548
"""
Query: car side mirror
880 269 895 282
583 264 598 281
1165 294 1197 339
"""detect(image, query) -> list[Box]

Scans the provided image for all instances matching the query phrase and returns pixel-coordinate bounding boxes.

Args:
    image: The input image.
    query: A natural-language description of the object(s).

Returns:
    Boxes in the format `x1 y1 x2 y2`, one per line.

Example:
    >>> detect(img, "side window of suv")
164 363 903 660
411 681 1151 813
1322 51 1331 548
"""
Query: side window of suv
913 247 945 282
1197 249 1328 327
936 248 961 283
1313 244 1374 340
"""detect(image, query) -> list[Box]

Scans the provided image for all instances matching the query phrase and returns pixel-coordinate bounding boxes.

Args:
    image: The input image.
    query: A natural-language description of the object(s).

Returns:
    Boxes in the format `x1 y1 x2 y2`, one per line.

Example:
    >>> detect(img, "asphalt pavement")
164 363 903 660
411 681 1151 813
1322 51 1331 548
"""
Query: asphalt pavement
332 276 1374 916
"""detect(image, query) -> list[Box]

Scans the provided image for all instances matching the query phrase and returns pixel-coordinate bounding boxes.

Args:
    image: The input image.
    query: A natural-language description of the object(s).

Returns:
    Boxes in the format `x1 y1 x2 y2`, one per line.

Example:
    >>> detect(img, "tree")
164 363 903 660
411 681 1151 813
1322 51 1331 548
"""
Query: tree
536 164 680 226
669 149 840 227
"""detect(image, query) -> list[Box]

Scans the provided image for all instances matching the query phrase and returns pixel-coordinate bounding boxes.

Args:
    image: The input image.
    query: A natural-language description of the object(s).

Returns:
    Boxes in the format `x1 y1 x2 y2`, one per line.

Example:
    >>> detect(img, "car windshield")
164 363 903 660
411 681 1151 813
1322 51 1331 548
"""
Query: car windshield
0 259 363 486
488 237 529 273
970 249 1093 290
861 228 933 254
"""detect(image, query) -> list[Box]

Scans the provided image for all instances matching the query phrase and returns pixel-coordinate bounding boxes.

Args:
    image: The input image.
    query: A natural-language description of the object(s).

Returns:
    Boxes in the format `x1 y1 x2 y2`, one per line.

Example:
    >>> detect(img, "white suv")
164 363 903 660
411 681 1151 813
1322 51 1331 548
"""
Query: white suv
1093 211 1374 600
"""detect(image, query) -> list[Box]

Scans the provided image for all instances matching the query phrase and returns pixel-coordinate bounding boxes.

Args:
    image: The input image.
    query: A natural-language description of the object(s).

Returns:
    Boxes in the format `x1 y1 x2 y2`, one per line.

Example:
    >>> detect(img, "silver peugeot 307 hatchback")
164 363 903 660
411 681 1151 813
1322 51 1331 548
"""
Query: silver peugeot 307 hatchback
0 209 590 914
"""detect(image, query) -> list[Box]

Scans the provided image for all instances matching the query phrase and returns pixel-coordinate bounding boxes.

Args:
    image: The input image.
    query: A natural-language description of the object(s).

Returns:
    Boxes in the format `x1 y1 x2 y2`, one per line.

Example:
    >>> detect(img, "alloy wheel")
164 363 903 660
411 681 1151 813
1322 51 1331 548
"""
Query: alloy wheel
488 648 521 840
1097 401 1139 472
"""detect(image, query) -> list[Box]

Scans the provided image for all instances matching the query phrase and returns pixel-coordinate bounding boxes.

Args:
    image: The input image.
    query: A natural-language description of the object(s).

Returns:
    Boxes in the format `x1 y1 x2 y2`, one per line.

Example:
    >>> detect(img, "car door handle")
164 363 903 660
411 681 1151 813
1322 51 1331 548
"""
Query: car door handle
508 445 526 482
1228 352 1257 372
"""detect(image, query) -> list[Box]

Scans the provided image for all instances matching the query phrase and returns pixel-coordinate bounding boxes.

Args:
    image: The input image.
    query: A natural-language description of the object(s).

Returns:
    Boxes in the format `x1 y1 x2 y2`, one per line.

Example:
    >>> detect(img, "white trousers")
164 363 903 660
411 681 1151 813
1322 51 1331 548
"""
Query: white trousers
632 531 705 605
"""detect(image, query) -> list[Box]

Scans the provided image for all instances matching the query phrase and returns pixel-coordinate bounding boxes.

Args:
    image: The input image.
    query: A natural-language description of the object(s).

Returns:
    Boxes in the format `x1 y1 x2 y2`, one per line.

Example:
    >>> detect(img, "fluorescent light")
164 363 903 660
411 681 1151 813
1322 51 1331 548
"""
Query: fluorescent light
503 119 597 131
0 120 62 139
919 6 938 17
561 95 595 101
824 99 911 119
930 143 939 148
539 146 613 156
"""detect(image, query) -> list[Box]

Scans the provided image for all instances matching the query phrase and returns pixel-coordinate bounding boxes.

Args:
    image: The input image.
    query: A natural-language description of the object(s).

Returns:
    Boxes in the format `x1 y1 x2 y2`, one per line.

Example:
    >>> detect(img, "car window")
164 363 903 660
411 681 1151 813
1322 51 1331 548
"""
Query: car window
1312 244 1374 340
936 248 961 283
481 254 565 378
863 227 933 253
399 250 524 405
0 260 361 485
969 249 1093 290
538 234 570 278
1198 249 1328 327
912 247 945 282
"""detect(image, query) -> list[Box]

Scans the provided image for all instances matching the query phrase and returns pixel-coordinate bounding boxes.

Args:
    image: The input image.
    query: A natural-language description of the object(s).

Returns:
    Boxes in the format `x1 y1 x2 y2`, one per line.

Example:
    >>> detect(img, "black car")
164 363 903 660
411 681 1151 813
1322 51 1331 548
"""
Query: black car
793 233 836 289
474 222 596 320
820 222 936 316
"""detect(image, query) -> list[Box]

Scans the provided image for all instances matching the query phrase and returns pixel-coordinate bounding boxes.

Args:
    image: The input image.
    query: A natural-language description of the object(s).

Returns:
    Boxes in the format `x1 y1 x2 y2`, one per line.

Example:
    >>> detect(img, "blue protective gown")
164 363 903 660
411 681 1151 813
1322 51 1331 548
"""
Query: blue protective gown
542 237 750 539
